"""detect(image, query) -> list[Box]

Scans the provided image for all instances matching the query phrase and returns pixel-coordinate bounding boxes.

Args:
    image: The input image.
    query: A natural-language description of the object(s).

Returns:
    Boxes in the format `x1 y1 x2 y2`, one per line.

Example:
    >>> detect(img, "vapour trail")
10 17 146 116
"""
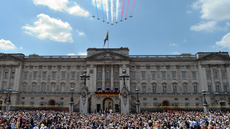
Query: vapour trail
101 0 104 20
131 0 135 16
121 0 125 21
111 0 114 23
125 0 130 18
116 0 119 22
105 0 109 22
89 0 94 16
95 0 99 18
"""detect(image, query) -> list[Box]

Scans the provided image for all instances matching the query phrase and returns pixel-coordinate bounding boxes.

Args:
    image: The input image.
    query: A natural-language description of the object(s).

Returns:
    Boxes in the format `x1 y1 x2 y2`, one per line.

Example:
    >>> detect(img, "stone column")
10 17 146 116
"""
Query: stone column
126 64 130 91
226 64 230 90
7 66 12 90
93 65 97 91
119 65 123 89
111 65 114 90
80 92 89 113
0 65 5 90
120 93 130 114
210 67 216 92
218 66 223 92
198 63 208 91
102 65 105 90
14 64 22 92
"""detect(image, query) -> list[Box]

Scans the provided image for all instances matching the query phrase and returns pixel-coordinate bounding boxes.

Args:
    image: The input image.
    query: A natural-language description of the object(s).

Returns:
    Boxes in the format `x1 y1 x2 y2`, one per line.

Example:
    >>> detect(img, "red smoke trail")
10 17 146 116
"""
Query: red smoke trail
131 0 135 16
121 0 125 21
125 0 130 18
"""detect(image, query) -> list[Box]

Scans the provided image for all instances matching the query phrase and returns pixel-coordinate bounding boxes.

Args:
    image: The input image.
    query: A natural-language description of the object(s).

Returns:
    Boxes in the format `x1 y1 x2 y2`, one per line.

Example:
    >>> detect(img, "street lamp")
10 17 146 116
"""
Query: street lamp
136 89 139 103
202 89 208 105
80 70 90 86
119 70 129 87
8 88 12 104
70 87 74 103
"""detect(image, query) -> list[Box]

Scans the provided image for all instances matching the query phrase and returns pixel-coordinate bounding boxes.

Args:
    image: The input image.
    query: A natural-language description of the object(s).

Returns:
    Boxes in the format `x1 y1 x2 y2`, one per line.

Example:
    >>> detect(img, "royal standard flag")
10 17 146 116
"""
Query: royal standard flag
103 32 109 48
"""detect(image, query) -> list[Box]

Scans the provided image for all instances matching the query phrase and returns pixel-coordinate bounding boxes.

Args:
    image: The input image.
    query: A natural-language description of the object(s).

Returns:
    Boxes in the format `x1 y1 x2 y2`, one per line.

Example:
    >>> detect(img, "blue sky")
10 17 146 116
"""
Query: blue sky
0 0 230 56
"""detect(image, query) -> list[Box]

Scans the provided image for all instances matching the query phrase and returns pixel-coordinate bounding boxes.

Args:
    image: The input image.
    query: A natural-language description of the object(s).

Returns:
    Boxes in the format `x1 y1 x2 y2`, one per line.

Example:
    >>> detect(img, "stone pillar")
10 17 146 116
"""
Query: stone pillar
111 65 114 90
80 92 89 113
226 64 230 90
198 63 208 91
69 102 73 112
210 67 215 92
120 93 130 114
14 64 22 92
218 66 223 92
7 66 12 90
102 65 105 90
93 65 97 91
203 104 209 113
0 65 5 90
126 64 130 91
119 65 123 90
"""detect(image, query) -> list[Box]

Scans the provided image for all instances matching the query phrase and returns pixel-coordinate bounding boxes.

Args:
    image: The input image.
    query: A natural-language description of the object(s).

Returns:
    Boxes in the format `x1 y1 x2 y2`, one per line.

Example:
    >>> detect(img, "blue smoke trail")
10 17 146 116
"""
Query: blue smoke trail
89 0 94 16
95 0 99 18
101 0 104 21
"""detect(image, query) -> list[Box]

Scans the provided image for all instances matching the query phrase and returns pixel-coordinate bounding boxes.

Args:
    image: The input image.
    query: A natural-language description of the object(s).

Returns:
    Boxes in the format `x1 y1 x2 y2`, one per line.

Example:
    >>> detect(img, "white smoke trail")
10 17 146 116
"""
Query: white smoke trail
116 0 119 22
105 0 109 22
111 0 114 23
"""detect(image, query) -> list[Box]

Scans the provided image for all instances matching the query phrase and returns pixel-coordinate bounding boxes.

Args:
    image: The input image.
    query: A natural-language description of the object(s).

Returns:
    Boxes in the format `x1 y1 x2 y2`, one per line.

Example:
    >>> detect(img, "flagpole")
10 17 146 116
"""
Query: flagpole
108 30 109 48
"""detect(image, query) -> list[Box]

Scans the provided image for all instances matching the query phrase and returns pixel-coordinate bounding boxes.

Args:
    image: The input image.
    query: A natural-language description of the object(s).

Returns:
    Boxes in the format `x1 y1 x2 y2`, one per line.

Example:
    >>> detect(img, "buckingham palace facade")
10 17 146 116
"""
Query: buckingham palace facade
0 47 230 112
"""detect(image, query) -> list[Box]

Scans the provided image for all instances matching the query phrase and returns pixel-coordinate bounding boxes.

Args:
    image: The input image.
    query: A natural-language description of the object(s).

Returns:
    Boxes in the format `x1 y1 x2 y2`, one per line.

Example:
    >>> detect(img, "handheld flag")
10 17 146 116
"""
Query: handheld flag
103 32 109 48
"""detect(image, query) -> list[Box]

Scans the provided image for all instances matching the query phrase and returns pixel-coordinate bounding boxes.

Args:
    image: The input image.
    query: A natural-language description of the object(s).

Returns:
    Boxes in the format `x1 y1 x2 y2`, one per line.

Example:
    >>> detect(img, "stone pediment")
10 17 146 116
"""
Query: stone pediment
0 54 22 61
200 53 229 60
87 51 129 60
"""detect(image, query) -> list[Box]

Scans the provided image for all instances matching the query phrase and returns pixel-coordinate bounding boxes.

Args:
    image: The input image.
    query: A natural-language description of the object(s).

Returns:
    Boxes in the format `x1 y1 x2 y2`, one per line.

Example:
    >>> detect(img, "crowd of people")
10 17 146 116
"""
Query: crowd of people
0 110 230 129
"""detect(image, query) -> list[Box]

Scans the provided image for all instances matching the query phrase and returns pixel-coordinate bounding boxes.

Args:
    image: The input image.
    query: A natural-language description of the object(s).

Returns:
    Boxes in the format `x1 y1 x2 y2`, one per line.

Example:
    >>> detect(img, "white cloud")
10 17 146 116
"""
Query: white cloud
66 3 89 17
33 0 89 17
191 0 230 21
187 10 192 14
20 47 23 49
78 52 87 55
67 53 75 56
183 39 187 42
216 32 230 50
169 43 178 47
33 0 68 11
190 21 217 32
22 14 73 43
76 30 85 36
0 39 16 50
171 52 181 55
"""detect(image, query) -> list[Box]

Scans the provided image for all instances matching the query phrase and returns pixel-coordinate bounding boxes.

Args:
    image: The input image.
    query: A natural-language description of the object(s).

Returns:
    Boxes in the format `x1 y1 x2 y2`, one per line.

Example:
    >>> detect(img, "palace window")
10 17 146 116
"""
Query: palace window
41 86 45 92
194 86 197 93
132 86 136 93
142 72 145 79
115 72 119 79
131 73 135 79
98 72 102 79
192 72 196 79
97 86 102 91
24 72 28 79
106 72 110 79
224 85 228 92
214 72 218 78
162 72 166 79
106 86 110 91
61 86 65 92
12 72 15 78
163 86 167 93
62 72 66 79
43 72 46 79
206 72 210 78
222 71 226 78
172 72 176 79
216 85 220 92
153 86 156 93
182 72 186 79
23 85 26 92
183 86 187 93
32 85 36 92
173 86 177 93
51 86 55 92
152 73 155 79
71 72 75 79
208 85 212 92
33 72 37 79
3 85 6 91
5 72 8 79
114 86 119 91
142 86 146 93
52 72 56 79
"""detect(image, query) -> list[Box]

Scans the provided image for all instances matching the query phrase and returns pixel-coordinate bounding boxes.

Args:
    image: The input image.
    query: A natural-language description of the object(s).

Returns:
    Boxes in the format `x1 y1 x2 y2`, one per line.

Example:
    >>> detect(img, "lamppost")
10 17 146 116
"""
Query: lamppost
119 70 129 88
6 88 12 111
80 70 90 86
69 87 74 112
136 88 140 113
202 89 209 113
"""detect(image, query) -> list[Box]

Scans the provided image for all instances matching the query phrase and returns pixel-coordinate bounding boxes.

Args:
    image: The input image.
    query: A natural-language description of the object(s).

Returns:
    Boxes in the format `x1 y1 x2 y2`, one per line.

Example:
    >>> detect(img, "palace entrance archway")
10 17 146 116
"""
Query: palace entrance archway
162 100 169 106
48 100 55 105
103 98 113 111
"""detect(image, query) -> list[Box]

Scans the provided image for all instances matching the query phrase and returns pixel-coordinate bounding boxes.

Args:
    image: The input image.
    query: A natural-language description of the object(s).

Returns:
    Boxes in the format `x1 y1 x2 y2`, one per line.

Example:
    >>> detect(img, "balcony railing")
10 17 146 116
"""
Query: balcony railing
95 90 120 95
